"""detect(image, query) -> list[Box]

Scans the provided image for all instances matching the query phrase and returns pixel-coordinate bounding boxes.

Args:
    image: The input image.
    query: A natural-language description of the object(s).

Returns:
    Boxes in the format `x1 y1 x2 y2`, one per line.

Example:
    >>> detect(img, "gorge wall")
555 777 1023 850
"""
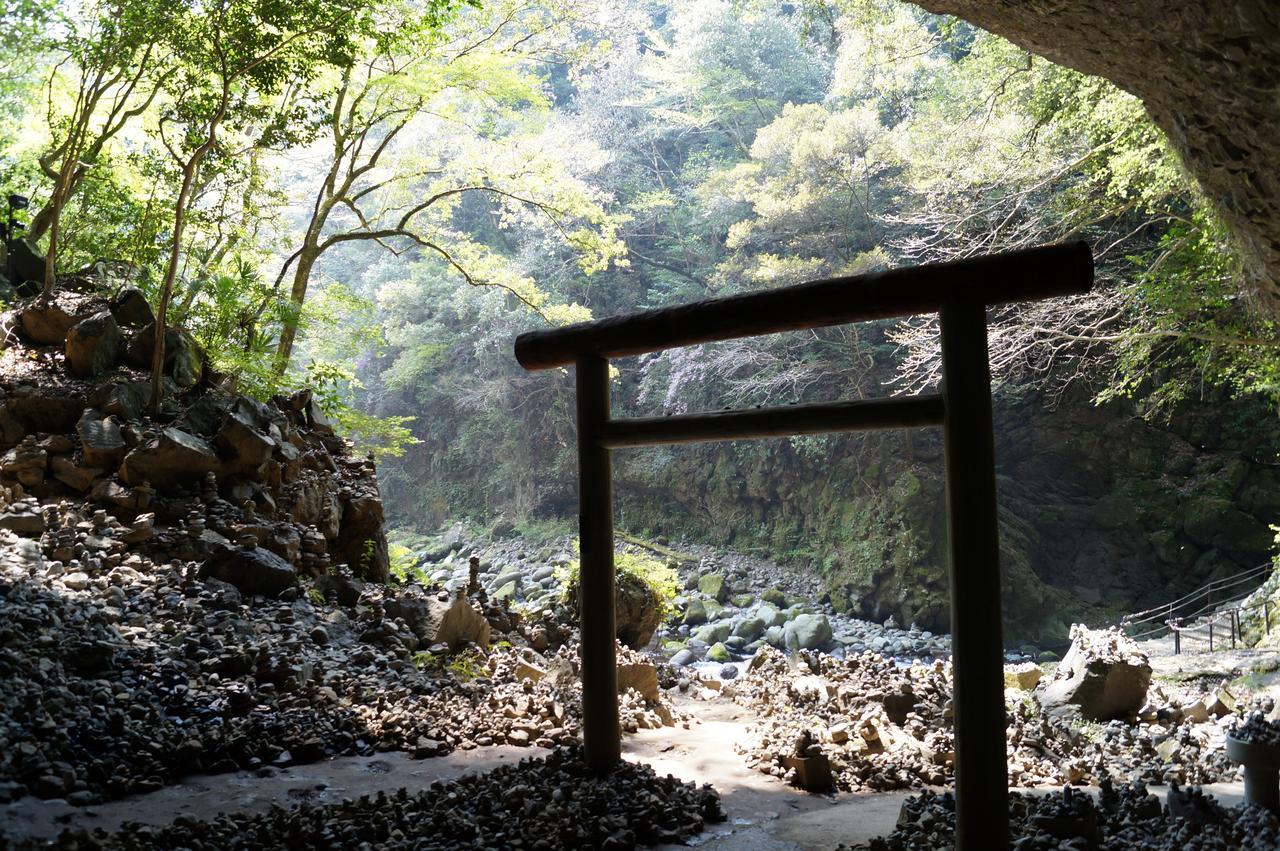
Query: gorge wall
606 387 1279 643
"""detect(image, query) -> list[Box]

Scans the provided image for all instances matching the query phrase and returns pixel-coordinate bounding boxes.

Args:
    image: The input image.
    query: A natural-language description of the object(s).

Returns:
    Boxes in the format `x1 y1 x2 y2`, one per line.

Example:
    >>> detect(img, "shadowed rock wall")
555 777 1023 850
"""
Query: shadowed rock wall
912 0 1280 316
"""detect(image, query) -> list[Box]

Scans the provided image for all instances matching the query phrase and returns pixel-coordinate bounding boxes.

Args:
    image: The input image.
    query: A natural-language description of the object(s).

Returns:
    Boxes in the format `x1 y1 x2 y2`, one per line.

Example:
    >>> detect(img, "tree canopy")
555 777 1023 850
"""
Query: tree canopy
0 0 1273 521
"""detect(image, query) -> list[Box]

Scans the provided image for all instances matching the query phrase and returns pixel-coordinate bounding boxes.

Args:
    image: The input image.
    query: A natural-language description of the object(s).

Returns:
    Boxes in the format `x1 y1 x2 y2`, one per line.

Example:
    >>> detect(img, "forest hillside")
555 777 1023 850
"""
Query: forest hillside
0 0 1276 642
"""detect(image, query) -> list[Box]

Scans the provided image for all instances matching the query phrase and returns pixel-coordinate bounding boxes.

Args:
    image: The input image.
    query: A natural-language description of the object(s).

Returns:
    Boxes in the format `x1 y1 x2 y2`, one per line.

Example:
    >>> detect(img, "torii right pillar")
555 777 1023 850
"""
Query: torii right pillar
940 297 1009 850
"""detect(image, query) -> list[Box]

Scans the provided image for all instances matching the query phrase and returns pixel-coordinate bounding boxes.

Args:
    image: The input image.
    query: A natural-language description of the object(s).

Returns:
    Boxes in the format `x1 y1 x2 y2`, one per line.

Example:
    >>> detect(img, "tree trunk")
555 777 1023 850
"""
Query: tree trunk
274 241 321 373
149 162 199 414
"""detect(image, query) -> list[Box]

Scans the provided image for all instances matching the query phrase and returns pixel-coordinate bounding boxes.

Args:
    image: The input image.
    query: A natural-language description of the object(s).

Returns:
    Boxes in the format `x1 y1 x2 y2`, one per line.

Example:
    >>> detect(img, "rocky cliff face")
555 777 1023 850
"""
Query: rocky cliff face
913 0 1280 317
613 385 1279 643
0 281 391 584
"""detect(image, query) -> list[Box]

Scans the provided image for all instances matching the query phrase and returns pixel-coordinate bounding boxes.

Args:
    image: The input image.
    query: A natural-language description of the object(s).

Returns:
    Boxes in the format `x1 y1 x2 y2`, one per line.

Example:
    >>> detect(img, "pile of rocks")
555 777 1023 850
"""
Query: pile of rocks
1230 712 1280 746
849 780 1280 850
0 284 393 587
724 647 1239 794
0 514 680 806
1040 625 1153 721
14 748 726 850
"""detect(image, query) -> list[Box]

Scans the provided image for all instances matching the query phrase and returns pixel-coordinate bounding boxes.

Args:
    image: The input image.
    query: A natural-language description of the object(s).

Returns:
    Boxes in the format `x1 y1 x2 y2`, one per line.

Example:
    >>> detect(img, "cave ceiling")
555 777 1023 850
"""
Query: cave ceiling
912 0 1280 318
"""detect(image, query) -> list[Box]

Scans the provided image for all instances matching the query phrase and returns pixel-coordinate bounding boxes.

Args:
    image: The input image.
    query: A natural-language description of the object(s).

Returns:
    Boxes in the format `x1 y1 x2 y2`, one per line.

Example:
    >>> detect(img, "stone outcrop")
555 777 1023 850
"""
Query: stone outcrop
108 286 153 328
1038 625 1152 721
913 0 1280 316
119 428 220 487
419 594 491 651
0 282 395 584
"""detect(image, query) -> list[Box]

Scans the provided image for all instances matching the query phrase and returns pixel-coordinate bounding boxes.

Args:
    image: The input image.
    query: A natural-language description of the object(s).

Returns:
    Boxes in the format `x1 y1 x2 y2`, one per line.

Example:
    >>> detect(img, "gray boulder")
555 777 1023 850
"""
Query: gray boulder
216 409 275 475
784 613 833 651
1038 625 1151 721
698 573 728 602
108 287 153 328
733 616 766 642
693 622 732 644
65 311 119 377
682 598 708 626
201 545 296 596
76 409 126 469
119 427 219 487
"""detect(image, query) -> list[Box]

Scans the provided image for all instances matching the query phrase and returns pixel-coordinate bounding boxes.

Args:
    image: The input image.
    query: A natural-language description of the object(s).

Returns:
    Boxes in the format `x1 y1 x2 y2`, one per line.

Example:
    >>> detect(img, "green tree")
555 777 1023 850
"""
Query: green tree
271 0 619 371
145 0 380 413
33 0 169 293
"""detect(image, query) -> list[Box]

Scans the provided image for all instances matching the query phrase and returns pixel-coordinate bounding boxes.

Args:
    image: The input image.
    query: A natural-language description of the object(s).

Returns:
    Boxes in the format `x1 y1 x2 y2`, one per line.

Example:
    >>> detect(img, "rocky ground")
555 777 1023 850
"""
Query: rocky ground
0 278 1275 848
848 781 1280 850
414 530 953 669
8 748 725 850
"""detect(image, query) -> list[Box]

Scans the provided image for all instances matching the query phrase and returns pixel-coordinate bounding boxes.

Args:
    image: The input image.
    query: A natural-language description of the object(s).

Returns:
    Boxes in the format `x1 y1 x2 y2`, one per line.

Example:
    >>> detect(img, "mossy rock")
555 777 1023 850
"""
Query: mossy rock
698 573 728 602
682 598 708 626
693 622 732 644
706 642 731 663
730 593 756 608
761 588 788 607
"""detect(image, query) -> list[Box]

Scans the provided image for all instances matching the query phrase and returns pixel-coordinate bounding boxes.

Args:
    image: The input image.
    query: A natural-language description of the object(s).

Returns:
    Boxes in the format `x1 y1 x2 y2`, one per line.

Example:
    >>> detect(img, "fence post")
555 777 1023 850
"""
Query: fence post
1209 620 1214 652
1267 601 1272 634
1231 611 1237 649
1173 623 1180 656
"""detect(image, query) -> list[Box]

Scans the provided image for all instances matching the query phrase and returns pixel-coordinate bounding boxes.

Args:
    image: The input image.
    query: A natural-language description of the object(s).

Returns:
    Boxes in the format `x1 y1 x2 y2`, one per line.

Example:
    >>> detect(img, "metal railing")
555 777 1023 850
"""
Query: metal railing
1120 561 1275 654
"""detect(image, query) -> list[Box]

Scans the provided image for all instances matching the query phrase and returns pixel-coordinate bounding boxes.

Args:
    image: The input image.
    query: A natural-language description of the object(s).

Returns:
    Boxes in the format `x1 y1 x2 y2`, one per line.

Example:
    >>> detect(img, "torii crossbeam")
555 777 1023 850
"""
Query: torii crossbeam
513 241 1094 850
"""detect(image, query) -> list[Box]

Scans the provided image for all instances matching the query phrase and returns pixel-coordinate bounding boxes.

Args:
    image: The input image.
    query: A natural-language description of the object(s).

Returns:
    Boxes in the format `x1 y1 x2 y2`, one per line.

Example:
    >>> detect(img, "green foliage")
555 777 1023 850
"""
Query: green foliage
387 542 424 583
413 646 487 680
556 545 681 623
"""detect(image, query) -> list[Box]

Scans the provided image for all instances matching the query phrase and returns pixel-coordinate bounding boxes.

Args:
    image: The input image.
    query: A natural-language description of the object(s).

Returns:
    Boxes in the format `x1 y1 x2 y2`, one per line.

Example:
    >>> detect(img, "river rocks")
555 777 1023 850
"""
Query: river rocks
200 544 297 596
64 311 119 377
1039 625 1152 721
682 598 708 625
784 613 833 651
734 616 766 642
698 573 728 602
694 622 731 644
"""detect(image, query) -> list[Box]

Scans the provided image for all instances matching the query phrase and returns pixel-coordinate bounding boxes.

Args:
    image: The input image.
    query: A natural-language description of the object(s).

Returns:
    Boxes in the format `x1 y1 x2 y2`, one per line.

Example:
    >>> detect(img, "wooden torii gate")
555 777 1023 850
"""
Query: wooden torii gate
513 241 1094 850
